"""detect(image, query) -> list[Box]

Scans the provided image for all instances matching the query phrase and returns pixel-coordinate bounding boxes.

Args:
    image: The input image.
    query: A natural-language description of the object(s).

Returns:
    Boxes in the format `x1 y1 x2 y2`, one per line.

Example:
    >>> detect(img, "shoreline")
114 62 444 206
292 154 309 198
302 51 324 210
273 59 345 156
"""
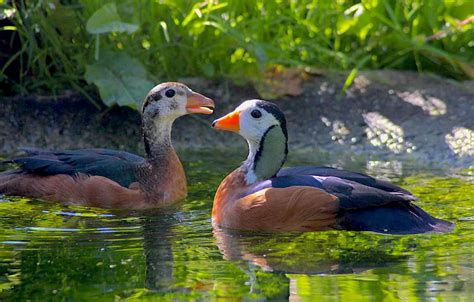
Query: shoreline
1 70 473 168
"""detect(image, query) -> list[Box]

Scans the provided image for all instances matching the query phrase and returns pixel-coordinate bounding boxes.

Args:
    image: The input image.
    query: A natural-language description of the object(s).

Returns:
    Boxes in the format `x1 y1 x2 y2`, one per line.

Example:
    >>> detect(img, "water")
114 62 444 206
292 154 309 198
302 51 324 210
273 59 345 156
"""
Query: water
0 150 473 301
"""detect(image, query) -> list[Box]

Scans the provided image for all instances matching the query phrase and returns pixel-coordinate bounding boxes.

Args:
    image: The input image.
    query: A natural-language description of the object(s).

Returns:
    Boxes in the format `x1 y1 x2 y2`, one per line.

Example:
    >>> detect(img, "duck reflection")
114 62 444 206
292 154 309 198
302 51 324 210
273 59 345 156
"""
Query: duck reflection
141 209 176 291
213 226 407 275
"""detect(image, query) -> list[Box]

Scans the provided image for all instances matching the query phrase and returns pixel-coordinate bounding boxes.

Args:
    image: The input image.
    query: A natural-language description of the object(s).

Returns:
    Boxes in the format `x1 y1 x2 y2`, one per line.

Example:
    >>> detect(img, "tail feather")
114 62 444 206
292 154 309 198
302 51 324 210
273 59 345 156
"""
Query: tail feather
337 202 454 235
429 217 454 233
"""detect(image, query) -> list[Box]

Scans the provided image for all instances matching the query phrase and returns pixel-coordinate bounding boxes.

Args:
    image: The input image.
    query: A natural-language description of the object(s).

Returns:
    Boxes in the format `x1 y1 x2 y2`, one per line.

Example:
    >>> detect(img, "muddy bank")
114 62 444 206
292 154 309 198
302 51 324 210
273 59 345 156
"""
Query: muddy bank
1 70 473 167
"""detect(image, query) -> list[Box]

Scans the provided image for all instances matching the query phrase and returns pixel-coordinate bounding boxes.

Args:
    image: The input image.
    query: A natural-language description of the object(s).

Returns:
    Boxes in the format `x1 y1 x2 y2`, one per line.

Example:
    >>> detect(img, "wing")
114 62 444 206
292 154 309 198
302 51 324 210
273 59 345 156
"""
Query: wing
249 168 452 234
278 166 412 195
244 173 414 210
4 148 145 187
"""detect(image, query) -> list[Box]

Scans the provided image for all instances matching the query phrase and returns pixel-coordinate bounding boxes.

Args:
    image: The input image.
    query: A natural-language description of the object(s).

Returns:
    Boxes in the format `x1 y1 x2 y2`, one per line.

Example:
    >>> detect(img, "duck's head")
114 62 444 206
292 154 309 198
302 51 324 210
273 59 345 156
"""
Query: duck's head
212 100 288 183
142 82 215 122
212 99 287 143
141 82 215 158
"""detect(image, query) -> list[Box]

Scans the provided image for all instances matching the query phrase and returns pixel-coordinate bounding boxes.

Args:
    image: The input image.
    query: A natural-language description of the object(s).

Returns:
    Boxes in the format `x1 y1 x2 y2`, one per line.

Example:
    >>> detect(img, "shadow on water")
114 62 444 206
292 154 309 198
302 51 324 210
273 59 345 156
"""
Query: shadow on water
0 149 473 300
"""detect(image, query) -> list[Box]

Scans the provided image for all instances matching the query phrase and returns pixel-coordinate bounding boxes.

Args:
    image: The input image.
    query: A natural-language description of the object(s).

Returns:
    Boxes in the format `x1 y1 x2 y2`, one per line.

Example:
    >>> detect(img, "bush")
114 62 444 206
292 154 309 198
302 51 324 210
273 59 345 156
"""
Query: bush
1 0 473 107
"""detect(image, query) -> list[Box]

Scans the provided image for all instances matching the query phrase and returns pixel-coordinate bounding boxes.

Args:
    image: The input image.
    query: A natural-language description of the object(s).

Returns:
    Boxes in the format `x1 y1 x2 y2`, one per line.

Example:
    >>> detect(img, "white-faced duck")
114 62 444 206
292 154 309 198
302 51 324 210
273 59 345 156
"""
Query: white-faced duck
211 100 453 234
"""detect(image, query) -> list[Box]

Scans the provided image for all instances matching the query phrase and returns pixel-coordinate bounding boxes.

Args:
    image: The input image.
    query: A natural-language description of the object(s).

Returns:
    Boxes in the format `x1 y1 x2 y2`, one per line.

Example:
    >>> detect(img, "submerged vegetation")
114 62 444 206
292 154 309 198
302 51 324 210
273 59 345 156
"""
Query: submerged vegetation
1 0 473 107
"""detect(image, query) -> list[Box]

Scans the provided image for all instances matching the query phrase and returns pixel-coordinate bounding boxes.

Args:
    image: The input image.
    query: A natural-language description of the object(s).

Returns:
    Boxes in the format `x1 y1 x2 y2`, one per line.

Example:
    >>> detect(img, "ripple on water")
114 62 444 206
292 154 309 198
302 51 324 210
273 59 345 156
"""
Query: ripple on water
0 151 473 300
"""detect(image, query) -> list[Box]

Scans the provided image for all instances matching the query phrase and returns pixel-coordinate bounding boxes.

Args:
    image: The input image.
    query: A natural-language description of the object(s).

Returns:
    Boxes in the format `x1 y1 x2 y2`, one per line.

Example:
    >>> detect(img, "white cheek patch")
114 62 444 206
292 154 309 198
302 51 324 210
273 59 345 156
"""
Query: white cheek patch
153 96 187 118
238 103 280 142
259 114 279 128
174 95 188 115
157 102 166 112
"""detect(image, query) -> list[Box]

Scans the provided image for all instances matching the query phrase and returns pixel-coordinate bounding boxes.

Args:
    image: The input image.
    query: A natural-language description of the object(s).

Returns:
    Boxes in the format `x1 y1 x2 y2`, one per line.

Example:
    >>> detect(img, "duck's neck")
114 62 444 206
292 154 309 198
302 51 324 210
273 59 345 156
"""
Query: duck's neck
143 118 174 164
241 125 288 185
140 117 186 202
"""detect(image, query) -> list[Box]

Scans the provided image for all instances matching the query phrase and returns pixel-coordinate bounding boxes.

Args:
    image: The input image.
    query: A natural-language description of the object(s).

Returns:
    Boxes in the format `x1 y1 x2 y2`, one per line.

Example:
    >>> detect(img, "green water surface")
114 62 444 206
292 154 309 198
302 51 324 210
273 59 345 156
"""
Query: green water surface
0 150 473 301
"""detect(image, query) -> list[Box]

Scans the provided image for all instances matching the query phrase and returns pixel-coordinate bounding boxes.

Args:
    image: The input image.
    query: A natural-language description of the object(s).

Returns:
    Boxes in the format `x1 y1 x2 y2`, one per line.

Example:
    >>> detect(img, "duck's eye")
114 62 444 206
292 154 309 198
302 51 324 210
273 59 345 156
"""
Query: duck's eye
165 89 176 98
251 109 262 119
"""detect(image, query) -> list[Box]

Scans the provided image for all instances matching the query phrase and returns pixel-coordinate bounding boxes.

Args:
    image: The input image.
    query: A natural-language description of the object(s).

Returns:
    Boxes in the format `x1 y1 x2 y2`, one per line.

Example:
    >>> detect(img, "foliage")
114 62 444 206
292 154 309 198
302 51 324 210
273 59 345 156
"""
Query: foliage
84 49 154 108
1 0 473 107
85 2 138 35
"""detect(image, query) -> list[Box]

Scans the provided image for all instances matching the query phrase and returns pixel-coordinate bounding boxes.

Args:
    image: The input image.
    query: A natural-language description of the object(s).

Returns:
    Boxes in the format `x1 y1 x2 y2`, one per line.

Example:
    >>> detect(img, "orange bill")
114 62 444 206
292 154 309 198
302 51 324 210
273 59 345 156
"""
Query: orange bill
186 91 215 114
212 111 240 132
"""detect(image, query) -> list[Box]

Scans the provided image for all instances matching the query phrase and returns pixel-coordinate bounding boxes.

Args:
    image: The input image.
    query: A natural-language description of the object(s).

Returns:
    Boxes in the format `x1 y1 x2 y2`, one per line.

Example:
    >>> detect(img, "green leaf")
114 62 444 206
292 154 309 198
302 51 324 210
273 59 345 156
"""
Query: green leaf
86 3 138 34
84 50 154 109
337 16 357 35
159 21 170 42
342 68 358 92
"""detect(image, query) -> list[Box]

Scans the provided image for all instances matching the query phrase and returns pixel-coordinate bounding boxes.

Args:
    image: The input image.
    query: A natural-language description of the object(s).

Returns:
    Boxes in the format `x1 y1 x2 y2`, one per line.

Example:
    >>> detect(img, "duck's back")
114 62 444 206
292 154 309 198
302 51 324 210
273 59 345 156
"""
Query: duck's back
0 148 147 207
4 148 145 185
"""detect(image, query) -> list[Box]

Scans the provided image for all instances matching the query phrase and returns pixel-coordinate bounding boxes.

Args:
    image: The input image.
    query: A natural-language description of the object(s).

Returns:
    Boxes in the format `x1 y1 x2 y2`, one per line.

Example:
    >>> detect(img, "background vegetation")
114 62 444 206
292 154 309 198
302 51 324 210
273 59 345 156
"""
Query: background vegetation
1 0 473 108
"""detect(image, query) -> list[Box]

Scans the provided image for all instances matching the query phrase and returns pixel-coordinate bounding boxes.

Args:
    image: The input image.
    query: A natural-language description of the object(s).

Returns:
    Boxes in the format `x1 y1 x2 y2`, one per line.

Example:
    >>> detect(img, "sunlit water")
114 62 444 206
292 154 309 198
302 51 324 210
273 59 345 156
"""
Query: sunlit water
0 150 473 301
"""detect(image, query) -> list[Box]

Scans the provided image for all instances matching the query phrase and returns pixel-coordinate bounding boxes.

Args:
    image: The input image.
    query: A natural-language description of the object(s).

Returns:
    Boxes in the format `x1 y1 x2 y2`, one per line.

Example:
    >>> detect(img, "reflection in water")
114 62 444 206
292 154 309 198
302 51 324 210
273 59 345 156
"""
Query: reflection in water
213 227 291 299
0 249 22 294
366 160 403 181
213 227 403 275
0 151 473 300
213 223 474 300
142 210 174 291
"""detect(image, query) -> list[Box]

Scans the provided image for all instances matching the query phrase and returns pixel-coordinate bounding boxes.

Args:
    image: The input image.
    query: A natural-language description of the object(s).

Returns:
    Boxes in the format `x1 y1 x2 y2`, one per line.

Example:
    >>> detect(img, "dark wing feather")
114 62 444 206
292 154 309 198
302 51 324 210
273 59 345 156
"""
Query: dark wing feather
270 167 453 234
278 166 412 195
319 177 417 209
5 148 145 187
336 203 454 234
247 173 413 210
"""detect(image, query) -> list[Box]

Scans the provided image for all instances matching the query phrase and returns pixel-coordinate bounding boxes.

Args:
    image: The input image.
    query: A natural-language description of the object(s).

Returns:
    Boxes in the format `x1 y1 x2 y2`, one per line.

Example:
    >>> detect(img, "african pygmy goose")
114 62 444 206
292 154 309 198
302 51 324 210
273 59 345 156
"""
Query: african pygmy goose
0 82 214 209
211 100 453 234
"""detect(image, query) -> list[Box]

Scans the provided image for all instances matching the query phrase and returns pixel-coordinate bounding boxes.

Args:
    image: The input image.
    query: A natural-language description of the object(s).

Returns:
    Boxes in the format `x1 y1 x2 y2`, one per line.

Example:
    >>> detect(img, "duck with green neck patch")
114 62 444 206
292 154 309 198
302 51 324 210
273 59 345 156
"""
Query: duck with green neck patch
211 99 453 234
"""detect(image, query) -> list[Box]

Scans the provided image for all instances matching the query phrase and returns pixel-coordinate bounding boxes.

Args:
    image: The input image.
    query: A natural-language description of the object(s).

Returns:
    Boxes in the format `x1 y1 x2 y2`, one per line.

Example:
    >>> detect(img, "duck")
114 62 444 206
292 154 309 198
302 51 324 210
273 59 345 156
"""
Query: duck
211 99 454 234
0 82 215 209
